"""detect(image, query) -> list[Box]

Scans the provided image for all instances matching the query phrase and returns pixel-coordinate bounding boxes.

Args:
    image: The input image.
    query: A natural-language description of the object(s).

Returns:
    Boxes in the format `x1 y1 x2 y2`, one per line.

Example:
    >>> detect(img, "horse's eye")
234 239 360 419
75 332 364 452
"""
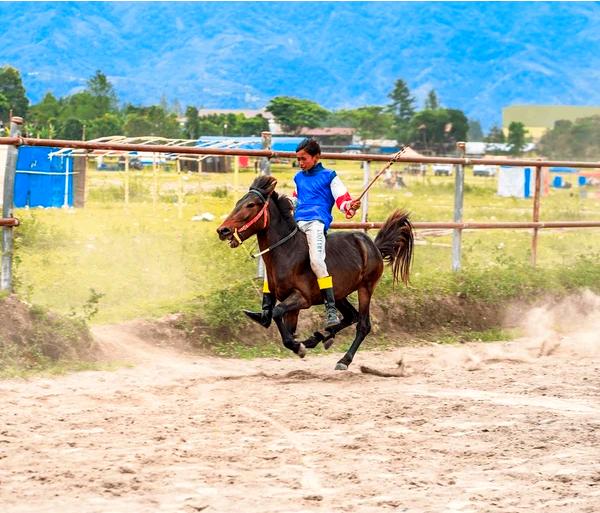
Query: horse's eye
246 202 256 208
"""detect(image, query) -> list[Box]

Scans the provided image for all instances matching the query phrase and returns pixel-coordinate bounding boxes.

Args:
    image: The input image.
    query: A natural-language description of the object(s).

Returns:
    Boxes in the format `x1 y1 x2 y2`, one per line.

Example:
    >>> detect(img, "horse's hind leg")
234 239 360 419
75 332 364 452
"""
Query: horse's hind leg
300 298 358 349
335 286 373 371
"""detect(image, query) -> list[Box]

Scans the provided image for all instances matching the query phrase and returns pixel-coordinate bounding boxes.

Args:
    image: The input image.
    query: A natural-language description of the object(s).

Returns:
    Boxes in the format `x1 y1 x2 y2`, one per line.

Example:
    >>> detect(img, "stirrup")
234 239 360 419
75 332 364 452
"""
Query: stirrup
324 310 341 329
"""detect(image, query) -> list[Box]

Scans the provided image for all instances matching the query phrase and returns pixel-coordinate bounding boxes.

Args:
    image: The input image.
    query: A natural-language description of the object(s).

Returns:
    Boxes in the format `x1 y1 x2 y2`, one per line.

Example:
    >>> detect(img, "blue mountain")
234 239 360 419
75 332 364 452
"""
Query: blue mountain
1 1 599 130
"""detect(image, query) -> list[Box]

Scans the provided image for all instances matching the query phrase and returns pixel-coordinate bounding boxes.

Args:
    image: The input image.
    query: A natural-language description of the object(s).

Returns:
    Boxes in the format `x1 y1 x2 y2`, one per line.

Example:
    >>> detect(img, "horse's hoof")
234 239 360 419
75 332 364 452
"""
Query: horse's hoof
297 343 306 358
335 362 348 371
323 339 335 350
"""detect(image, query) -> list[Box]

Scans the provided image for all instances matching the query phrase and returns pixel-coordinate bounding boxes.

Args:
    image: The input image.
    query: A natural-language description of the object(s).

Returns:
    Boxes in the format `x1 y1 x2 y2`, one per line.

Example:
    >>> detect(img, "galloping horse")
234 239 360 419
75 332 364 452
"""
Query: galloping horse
217 175 414 370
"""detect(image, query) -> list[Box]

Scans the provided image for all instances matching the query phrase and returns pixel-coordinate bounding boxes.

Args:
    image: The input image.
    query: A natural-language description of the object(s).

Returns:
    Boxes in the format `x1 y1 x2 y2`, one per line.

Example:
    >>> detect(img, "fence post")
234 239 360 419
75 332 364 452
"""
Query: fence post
124 154 130 205
260 131 271 176
452 142 466 271
531 164 542 267
1 116 23 292
257 132 272 279
176 157 184 220
63 154 71 208
233 155 239 204
361 161 370 229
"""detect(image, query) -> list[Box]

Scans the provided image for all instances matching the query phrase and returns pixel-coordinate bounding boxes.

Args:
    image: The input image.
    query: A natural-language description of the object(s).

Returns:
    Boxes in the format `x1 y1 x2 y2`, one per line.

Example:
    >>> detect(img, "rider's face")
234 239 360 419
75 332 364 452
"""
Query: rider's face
296 150 320 171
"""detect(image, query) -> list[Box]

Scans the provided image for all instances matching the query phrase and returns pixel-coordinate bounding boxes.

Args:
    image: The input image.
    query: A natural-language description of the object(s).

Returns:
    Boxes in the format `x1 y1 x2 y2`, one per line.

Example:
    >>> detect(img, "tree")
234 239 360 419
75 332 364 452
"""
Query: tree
184 106 200 139
86 113 123 139
446 109 469 144
86 70 118 114
387 79 415 122
266 96 329 134
28 92 61 126
123 113 154 137
485 125 506 143
0 92 9 124
387 79 416 144
0 66 29 120
57 117 84 140
507 121 527 155
538 116 600 160
61 92 104 121
122 105 181 138
331 106 393 140
467 119 484 141
410 107 469 154
424 89 439 110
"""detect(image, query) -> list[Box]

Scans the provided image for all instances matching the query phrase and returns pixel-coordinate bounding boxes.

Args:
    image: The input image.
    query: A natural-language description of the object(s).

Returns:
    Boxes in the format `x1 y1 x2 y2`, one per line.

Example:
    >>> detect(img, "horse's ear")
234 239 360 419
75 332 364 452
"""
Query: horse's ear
265 177 277 195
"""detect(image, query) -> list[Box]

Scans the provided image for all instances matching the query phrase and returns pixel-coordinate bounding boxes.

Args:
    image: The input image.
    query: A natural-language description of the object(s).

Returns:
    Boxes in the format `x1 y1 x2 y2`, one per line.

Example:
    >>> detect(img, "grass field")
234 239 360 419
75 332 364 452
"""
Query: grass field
12 160 600 325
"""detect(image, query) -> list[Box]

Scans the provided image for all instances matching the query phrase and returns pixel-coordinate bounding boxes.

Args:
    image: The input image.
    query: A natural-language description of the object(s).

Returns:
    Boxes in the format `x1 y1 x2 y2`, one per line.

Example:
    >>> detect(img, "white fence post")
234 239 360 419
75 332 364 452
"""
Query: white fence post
452 142 466 271
1 117 23 292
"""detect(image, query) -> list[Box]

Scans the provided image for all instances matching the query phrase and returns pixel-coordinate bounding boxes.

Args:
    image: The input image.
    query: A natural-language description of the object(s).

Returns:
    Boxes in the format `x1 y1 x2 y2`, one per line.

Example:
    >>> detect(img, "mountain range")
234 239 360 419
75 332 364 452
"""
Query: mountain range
1 1 600 130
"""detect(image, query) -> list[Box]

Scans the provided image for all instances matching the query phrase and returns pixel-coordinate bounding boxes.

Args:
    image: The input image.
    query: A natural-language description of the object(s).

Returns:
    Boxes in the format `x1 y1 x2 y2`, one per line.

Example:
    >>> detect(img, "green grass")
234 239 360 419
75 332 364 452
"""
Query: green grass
11 163 600 333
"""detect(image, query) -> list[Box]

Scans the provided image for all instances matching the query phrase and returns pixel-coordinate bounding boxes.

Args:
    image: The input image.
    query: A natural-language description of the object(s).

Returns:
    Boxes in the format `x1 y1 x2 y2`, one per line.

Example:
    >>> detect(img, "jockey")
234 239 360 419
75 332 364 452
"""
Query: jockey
243 138 360 331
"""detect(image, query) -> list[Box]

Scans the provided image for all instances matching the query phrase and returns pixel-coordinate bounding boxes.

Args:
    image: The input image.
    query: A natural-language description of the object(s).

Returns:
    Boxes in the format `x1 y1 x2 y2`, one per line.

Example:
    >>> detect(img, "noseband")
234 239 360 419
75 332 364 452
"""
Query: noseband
232 188 298 259
232 189 270 245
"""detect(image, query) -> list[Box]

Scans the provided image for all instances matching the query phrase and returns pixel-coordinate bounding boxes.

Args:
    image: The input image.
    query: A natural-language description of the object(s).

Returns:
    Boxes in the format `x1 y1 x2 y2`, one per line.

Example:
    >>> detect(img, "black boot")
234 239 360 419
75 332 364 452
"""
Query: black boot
321 287 341 330
243 293 275 328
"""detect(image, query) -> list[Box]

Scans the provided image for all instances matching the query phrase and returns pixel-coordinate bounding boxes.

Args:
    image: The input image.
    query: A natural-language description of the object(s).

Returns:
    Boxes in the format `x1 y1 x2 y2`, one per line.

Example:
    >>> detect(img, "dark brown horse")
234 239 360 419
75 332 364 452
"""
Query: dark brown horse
216 175 414 370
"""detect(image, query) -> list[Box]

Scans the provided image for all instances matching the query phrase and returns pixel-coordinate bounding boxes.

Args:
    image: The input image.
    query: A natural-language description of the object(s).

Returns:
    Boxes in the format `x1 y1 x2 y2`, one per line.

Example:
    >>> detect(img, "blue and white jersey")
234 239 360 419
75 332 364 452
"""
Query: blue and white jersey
293 162 353 230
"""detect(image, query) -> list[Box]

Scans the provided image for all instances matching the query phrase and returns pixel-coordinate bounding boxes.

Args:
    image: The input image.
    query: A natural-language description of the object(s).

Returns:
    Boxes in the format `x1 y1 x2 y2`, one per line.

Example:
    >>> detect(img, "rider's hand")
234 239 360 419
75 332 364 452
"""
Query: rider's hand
345 200 361 219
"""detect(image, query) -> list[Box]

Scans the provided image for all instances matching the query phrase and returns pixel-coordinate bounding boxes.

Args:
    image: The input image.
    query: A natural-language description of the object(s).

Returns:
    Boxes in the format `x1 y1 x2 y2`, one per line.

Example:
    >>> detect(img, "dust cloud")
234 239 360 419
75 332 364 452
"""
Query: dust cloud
519 289 600 358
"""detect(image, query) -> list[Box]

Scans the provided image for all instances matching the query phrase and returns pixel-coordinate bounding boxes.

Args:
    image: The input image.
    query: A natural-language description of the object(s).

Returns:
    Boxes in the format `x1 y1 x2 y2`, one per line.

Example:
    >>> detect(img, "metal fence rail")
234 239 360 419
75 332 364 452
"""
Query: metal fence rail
2 127 600 291
1 135 600 169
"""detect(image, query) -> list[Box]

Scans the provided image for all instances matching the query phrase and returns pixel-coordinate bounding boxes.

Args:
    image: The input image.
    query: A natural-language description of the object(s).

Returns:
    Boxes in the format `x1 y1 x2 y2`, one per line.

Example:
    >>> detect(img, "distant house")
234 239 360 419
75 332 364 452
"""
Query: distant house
297 127 356 151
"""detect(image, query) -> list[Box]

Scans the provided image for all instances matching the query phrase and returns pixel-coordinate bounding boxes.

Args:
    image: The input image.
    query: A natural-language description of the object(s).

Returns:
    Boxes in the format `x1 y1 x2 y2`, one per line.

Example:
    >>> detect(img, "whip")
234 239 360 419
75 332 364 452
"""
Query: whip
345 146 407 218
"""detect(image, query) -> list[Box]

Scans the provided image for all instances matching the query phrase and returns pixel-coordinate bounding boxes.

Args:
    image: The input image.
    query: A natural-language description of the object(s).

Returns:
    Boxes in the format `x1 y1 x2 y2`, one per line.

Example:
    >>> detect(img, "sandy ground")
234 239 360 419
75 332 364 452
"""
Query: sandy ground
1 306 599 513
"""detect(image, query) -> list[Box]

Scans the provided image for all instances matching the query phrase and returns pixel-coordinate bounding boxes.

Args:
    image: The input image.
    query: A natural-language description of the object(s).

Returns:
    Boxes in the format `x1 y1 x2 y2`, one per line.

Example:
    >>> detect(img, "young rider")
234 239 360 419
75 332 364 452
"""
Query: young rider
244 138 360 330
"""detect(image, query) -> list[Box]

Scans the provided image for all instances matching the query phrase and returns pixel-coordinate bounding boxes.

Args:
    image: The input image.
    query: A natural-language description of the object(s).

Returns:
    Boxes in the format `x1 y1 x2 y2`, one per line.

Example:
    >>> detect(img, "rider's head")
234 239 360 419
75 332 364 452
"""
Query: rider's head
296 138 321 171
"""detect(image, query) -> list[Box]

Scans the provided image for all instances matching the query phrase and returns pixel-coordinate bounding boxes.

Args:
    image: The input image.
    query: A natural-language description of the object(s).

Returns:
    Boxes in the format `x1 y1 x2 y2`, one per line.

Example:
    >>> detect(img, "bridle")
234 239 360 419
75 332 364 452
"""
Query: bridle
232 188 270 246
232 188 298 259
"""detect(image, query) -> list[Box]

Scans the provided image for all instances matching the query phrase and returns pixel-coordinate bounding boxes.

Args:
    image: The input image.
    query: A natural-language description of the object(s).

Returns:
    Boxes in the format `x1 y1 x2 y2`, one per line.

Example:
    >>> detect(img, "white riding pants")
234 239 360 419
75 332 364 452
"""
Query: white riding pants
297 220 329 279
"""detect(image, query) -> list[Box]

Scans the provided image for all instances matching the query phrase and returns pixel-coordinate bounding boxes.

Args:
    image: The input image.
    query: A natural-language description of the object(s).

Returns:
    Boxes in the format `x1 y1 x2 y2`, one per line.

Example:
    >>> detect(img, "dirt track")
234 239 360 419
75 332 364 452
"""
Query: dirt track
1 316 599 513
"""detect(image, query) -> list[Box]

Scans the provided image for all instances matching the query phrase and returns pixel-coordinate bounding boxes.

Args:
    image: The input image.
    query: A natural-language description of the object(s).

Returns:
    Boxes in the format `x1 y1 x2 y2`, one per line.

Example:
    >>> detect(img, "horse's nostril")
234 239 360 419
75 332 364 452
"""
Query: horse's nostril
217 226 231 237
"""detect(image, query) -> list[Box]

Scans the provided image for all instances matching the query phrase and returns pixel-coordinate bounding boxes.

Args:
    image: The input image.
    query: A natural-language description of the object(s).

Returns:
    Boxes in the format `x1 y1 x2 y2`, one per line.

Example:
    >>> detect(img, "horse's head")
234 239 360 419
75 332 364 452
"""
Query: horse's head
217 176 277 248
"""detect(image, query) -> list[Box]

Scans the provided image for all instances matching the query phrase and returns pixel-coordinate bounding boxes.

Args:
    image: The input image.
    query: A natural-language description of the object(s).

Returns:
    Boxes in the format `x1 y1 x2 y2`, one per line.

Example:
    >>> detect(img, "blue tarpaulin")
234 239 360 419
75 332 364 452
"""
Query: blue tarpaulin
15 146 73 207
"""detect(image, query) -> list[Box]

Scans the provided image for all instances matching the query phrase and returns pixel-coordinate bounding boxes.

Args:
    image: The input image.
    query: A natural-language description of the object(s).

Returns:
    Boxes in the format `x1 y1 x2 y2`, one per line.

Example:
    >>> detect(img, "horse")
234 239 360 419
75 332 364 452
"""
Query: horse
216 175 414 370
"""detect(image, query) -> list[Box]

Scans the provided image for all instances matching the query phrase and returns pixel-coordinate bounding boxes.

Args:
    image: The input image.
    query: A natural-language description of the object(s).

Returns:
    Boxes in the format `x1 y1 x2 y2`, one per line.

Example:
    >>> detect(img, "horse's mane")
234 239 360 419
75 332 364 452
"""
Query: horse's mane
249 175 296 230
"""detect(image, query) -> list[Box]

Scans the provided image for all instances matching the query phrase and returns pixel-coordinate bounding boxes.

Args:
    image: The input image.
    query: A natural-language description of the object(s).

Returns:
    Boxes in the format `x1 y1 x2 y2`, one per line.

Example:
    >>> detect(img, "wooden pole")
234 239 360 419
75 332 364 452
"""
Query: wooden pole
531 165 542 266
124 154 130 205
452 142 466 271
1 117 22 292
152 152 158 206
233 155 239 206
361 161 370 230
176 157 183 220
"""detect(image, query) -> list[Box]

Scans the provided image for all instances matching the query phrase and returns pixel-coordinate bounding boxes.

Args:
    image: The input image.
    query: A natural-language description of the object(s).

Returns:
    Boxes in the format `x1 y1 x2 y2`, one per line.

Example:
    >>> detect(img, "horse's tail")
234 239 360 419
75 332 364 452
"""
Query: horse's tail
374 209 414 285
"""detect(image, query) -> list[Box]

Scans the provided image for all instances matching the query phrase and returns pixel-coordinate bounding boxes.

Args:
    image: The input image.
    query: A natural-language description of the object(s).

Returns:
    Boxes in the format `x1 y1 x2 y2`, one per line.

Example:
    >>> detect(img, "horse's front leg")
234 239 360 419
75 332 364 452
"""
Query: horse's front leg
272 290 309 358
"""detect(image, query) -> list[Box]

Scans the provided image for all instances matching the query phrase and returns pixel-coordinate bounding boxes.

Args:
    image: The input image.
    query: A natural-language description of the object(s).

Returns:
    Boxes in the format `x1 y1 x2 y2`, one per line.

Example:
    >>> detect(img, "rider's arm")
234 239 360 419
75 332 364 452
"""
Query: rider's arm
330 176 359 214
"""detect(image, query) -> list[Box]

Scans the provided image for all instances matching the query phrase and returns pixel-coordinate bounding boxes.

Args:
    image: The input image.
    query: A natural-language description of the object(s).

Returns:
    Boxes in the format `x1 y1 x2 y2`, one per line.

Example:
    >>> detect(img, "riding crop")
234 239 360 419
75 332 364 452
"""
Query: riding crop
354 145 407 204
